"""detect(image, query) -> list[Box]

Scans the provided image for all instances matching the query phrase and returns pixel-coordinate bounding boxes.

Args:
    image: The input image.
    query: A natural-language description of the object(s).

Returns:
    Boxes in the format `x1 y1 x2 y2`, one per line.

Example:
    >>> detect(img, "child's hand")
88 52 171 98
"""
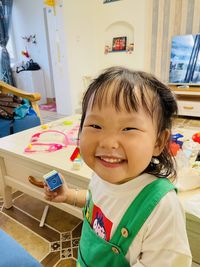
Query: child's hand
44 174 69 203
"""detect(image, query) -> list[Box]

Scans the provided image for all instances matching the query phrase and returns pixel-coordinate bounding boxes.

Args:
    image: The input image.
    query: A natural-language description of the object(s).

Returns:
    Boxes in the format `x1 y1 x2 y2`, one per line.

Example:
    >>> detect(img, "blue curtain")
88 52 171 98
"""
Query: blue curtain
0 0 13 85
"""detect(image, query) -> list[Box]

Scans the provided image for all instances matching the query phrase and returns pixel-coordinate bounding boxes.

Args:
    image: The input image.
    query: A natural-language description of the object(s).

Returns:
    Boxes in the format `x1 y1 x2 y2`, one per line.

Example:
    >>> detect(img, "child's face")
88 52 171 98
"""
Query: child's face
80 90 165 184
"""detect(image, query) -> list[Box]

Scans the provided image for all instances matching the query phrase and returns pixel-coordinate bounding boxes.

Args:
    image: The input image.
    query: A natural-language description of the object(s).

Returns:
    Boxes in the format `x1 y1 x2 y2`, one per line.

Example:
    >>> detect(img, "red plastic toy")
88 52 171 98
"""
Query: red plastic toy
192 132 200 143
70 147 80 161
169 141 180 156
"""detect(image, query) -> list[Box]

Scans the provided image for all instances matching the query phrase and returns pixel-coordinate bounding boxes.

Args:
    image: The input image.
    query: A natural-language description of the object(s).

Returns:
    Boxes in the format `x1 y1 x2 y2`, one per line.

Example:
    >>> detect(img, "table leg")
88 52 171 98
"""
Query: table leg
0 157 13 209
39 205 49 227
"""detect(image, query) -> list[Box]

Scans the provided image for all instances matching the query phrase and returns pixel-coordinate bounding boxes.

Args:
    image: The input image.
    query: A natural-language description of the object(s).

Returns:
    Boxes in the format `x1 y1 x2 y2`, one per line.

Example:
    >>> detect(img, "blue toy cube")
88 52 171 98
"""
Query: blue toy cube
43 170 63 191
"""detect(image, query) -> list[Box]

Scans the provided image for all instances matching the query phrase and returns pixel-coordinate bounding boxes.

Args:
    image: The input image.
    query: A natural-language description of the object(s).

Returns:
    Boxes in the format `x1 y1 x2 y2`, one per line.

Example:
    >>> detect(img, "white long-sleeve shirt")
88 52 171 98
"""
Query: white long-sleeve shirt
88 173 192 267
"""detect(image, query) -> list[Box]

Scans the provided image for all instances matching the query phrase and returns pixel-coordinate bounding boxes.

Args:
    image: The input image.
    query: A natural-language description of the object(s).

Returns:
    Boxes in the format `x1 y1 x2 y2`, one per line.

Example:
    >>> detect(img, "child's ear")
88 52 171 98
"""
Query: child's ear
153 129 170 156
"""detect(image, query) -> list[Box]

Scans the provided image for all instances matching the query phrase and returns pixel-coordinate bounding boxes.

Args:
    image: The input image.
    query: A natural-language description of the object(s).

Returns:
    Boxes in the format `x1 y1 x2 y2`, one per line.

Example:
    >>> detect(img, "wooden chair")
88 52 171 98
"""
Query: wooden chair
0 80 42 137
0 80 41 118
0 81 49 226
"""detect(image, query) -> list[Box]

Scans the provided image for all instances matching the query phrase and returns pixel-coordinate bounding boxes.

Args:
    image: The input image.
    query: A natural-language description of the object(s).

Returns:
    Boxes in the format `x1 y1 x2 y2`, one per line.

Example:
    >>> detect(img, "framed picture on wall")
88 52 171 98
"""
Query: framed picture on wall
112 36 127 51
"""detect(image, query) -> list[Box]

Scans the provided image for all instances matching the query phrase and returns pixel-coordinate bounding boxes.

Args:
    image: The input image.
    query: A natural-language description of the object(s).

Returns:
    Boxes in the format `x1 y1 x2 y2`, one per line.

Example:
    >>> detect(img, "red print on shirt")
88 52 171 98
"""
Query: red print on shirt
91 205 113 241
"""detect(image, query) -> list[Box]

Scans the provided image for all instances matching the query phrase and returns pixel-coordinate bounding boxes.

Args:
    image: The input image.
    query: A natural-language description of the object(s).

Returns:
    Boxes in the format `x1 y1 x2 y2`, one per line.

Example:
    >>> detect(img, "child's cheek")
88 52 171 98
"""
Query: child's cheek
79 138 90 161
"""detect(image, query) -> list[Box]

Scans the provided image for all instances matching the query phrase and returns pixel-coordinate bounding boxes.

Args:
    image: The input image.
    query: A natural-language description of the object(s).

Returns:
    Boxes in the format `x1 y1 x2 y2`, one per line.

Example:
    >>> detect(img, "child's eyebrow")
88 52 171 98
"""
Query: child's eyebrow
117 116 143 124
85 113 143 124
84 114 101 120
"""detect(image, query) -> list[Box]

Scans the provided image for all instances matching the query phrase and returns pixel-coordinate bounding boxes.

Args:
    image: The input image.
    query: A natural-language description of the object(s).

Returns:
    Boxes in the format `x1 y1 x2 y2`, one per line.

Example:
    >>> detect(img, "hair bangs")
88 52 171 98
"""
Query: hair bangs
90 79 155 115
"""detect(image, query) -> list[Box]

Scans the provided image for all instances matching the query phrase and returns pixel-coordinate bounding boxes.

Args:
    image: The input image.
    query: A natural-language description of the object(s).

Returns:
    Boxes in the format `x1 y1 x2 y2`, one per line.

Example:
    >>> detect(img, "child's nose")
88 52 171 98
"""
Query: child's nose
99 134 119 149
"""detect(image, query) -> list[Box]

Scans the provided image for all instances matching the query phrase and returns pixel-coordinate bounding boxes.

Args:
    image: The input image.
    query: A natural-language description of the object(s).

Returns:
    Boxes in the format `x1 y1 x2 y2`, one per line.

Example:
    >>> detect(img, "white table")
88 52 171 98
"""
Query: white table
0 115 92 219
1 118 200 218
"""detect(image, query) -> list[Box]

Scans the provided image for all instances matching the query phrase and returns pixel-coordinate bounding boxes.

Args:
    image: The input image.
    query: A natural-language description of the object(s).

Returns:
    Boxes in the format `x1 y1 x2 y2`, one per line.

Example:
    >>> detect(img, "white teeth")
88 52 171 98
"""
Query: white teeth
100 157 122 163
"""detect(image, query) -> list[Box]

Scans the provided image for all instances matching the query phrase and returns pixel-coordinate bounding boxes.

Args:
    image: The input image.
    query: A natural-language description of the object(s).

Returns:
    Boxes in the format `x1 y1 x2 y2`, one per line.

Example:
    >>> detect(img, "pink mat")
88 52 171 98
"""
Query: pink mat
39 102 57 112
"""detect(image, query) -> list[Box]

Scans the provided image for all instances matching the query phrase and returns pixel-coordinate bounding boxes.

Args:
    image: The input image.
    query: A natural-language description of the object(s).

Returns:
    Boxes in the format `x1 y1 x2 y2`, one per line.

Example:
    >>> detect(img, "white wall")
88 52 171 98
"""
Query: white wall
11 0 148 115
12 0 54 98
93 0 147 71
61 0 96 113
61 0 147 113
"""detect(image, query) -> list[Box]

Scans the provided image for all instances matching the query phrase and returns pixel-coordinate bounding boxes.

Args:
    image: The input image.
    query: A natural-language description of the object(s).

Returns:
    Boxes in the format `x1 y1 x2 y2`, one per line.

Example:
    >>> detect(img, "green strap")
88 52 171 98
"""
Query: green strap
110 178 176 255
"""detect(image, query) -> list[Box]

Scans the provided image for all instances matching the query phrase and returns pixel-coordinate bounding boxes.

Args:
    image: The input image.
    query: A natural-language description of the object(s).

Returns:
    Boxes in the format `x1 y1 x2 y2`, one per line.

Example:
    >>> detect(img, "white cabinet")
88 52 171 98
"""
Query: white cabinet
13 69 46 104
168 85 200 117
177 100 200 117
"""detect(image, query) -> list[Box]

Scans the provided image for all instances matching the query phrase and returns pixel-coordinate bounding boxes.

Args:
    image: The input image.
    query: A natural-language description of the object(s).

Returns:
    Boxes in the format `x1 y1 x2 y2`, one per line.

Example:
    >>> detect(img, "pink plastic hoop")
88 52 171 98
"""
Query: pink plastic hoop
24 130 69 153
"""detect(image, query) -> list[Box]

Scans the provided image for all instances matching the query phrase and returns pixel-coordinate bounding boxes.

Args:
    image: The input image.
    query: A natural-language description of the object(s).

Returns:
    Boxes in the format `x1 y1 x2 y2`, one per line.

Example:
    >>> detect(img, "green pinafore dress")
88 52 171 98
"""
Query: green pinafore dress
77 178 176 267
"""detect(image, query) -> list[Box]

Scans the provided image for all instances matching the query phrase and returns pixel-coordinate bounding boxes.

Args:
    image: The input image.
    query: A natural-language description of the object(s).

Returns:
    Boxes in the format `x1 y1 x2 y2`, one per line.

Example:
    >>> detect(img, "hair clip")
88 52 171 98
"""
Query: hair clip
150 157 160 165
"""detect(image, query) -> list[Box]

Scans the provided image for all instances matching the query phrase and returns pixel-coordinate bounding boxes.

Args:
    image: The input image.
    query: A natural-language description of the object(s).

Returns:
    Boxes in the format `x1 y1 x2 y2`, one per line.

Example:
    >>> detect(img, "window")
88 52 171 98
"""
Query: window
7 21 17 65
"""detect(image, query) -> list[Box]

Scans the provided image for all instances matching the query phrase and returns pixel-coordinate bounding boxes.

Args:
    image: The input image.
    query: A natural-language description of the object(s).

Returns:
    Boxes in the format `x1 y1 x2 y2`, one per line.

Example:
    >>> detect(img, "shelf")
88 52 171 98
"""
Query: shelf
168 85 200 95
108 50 127 53
104 21 134 54
168 84 200 117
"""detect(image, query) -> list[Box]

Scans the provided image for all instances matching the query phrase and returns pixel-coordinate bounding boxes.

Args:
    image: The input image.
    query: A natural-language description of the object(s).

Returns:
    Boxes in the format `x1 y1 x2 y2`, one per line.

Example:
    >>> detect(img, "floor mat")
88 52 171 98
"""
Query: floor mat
39 102 57 112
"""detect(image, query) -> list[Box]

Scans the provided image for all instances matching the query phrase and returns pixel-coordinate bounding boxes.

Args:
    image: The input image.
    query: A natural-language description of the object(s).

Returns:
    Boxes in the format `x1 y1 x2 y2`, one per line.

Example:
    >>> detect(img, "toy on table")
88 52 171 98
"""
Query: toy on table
63 120 73 126
192 132 200 162
171 133 184 147
70 147 82 170
73 158 82 170
192 132 200 143
41 124 49 129
40 120 80 146
24 130 69 153
43 170 63 191
169 133 183 156
25 143 65 153
66 124 80 146
30 130 69 144
70 147 80 161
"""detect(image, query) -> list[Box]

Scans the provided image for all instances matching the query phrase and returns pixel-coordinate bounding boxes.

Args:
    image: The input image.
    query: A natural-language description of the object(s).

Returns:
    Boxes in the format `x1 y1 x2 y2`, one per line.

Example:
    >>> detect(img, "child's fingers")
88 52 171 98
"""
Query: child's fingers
44 182 59 194
43 173 67 203
44 195 54 201
44 191 57 201
45 191 57 197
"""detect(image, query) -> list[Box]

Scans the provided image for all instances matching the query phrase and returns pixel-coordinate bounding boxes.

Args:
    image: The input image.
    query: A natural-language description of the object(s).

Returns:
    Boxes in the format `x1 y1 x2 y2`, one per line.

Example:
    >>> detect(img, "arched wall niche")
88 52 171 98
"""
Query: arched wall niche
104 21 134 53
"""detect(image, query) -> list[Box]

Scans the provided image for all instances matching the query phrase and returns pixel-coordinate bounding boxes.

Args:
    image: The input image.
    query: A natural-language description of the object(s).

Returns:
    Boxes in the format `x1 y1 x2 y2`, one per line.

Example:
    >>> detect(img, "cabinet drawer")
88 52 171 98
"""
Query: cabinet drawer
178 100 200 117
3 155 88 190
4 157 52 190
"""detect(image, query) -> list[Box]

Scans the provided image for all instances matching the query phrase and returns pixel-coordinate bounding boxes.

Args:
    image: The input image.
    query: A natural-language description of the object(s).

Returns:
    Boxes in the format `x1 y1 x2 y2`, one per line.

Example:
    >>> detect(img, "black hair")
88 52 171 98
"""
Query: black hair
79 66 178 179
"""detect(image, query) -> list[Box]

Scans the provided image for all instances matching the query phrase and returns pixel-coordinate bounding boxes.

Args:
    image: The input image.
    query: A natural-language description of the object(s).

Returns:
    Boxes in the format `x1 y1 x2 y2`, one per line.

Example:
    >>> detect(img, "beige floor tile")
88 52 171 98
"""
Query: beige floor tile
0 213 49 261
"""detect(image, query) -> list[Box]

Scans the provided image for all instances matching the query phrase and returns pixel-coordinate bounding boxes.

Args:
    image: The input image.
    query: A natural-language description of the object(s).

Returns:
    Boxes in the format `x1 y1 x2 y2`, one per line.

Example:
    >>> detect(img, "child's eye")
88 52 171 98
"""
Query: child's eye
89 124 101 129
123 127 137 131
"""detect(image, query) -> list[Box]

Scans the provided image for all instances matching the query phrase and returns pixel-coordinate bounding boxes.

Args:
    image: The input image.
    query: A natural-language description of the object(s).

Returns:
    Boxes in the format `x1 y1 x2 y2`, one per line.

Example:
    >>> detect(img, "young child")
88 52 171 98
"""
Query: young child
44 67 192 267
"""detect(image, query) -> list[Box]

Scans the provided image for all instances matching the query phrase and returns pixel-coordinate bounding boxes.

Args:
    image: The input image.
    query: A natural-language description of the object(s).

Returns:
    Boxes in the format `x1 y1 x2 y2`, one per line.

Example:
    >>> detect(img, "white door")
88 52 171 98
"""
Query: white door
44 5 73 115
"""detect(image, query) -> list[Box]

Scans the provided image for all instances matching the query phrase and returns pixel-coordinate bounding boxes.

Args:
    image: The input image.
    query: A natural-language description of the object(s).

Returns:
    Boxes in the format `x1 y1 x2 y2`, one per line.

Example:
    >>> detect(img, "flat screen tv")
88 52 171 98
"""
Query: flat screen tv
169 34 200 85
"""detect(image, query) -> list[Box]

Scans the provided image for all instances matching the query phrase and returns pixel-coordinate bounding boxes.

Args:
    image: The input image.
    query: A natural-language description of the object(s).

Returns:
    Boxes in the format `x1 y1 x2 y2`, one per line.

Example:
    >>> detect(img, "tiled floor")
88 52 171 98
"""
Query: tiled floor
1 111 200 266
0 191 82 266
40 110 66 124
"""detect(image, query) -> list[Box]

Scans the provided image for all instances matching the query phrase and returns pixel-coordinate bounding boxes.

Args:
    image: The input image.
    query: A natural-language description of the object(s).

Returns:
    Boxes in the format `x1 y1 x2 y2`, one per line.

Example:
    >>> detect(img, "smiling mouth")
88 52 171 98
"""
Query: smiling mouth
100 157 124 163
96 156 126 167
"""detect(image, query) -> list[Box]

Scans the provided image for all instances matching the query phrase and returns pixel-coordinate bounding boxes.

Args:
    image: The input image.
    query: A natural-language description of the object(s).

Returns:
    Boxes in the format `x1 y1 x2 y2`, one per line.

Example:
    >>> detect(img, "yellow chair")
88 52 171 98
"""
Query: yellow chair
0 80 42 137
